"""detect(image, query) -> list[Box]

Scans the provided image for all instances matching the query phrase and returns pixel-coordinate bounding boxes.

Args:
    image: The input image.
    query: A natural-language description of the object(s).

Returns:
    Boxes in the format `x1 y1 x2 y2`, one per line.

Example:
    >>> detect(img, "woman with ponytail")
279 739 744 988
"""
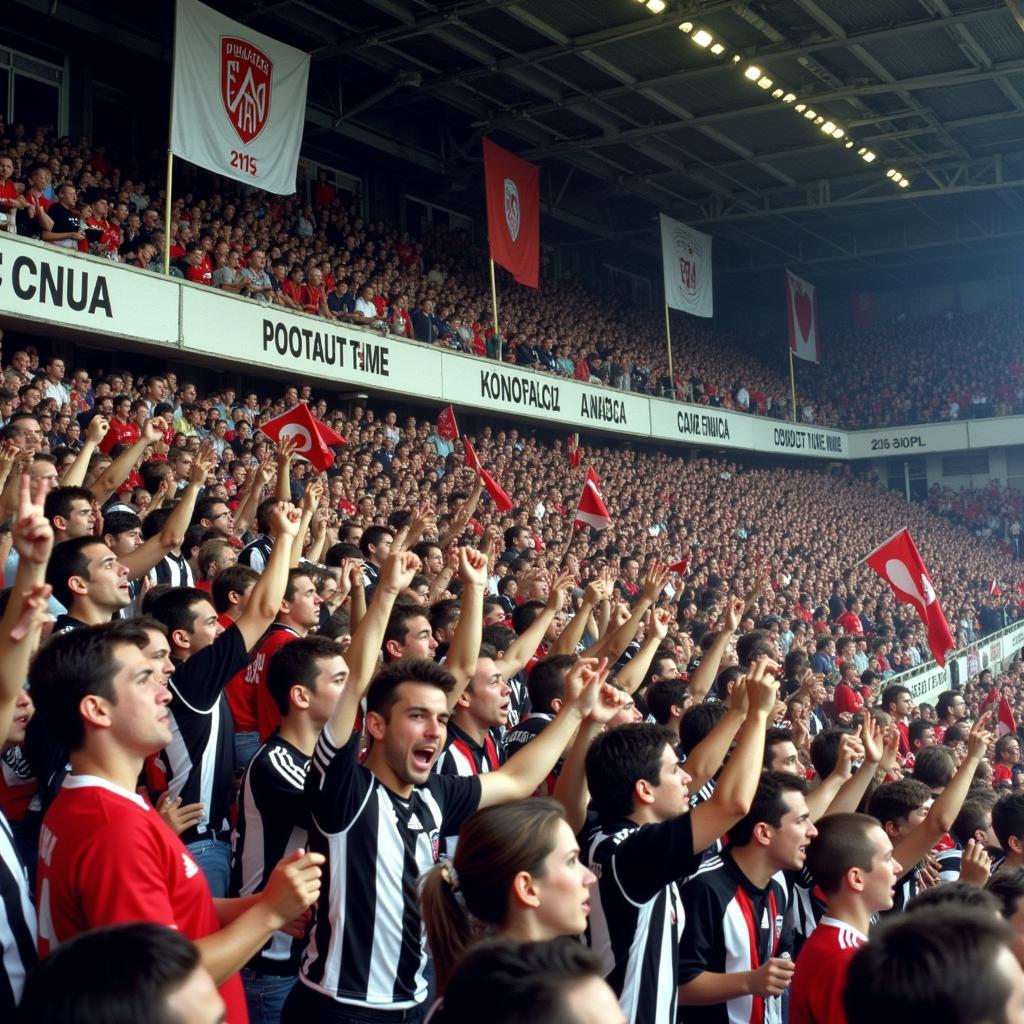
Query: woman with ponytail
420 797 596 993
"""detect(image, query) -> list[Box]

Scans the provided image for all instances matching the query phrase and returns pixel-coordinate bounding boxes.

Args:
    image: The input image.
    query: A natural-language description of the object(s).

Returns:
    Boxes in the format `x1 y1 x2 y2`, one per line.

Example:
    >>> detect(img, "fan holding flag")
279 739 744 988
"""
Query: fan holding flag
259 401 345 471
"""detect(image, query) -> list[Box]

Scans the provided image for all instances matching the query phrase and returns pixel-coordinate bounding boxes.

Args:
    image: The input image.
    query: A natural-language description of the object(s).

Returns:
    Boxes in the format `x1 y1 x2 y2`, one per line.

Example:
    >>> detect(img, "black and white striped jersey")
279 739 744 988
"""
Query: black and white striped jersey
297 723 481 1011
148 550 194 589
154 625 248 843
231 734 311 972
239 535 274 573
582 811 700 1024
0 810 35 1014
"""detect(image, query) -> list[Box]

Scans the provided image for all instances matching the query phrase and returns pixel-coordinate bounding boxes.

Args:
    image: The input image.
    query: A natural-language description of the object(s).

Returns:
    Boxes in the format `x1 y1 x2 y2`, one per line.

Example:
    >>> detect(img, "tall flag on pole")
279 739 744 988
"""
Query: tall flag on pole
863 528 955 666
462 437 513 512
483 138 540 288
574 467 612 532
659 213 713 318
171 0 310 195
436 405 459 441
785 270 821 364
259 402 345 472
567 433 582 469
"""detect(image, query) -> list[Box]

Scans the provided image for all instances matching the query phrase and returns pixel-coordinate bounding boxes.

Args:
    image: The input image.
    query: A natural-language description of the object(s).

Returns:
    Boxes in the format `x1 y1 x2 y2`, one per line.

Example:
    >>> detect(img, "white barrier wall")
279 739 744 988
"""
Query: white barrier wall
3 234 1024 460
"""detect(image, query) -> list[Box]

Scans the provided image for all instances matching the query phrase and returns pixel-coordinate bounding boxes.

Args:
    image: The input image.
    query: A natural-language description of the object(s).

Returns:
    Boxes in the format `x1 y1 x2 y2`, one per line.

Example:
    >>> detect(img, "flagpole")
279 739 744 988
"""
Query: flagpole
489 257 501 362
664 304 676 399
162 150 174 276
788 347 798 423
559 464 587 565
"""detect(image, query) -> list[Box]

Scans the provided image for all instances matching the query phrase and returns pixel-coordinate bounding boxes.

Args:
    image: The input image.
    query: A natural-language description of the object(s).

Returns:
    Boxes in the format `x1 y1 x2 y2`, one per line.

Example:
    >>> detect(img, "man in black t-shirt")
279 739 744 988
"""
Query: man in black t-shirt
580 658 778 1024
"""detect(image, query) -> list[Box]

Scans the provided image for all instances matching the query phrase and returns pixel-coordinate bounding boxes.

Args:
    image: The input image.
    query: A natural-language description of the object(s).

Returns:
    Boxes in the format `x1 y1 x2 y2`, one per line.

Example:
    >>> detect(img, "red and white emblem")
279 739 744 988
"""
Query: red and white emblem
221 36 273 145
503 177 521 242
675 230 698 297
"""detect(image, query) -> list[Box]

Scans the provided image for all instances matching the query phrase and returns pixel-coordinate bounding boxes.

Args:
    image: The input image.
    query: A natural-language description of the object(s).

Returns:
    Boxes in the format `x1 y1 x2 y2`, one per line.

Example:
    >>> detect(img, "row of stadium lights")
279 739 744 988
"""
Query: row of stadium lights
632 0 910 188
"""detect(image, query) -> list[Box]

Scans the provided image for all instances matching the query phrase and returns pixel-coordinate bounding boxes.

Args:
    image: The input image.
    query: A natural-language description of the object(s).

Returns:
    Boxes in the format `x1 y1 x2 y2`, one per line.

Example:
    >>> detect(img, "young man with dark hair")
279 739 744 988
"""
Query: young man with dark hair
147 502 302 896
282 550 608 1023
678 772 818 1022
881 684 913 758
843 907 1024 1024
382 601 437 662
934 689 966 742
231 635 349 1023
357 524 394 594
580 659 779 1024
789 813 903 1024
30 621 323 1024
993 793 1024 872
16 923 225 1024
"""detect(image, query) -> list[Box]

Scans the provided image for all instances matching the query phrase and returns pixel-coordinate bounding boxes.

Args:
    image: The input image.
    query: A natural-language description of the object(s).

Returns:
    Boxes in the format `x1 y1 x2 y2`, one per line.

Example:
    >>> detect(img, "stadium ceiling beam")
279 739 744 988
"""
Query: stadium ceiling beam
476 3 1008 132
10 0 168 58
515 57 1024 160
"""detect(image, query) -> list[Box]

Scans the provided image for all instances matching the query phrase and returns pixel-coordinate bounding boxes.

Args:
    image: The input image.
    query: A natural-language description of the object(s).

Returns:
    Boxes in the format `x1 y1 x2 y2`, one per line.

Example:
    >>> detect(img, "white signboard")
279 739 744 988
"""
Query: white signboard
751 420 847 460
648 397 753 451
0 235 179 345
847 422 970 460
441 356 651 436
180 285 443 397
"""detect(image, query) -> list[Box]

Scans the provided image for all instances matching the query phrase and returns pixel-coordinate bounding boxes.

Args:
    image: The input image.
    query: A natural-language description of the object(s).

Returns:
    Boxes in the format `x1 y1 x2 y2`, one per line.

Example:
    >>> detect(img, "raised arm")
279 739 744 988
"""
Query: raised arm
503 571 575 676
274 437 296 503
327 551 421 740
589 562 668 665
615 608 671 695
680 674 748 793
438 475 483 548
689 657 778 852
0 473 54 745
686 596 743 704
61 414 109 487
291 479 324 568
232 461 273 538
805 730 866 820
442 547 488 704
550 577 605 657
89 416 166 505
234 503 300 651
478 656 606 809
816 718 883 817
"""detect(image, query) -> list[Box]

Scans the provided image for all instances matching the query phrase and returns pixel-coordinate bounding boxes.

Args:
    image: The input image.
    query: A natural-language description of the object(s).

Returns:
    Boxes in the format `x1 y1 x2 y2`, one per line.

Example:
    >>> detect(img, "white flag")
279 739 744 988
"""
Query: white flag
171 0 309 195
785 269 821 363
660 213 713 318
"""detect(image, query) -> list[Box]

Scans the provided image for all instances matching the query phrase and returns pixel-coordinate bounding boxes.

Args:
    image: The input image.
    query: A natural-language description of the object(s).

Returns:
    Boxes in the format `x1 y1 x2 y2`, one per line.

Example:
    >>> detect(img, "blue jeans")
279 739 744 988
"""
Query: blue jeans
282 981 427 1024
235 730 261 769
242 967 296 1024
186 836 232 898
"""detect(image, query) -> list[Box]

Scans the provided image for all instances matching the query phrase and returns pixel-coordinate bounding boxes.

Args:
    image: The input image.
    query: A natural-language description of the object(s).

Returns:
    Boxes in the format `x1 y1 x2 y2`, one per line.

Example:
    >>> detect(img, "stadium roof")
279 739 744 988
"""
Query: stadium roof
17 0 1024 285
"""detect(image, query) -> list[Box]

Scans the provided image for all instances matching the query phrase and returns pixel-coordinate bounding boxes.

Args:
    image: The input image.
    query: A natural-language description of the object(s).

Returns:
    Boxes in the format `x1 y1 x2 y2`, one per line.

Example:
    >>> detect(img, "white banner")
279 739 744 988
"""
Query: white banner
660 213 713 318
751 420 846 459
171 0 309 195
848 422 970 460
442 357 651 437
0 234 179 346
785 269 820 364
180 285 443 397
648 397 753 451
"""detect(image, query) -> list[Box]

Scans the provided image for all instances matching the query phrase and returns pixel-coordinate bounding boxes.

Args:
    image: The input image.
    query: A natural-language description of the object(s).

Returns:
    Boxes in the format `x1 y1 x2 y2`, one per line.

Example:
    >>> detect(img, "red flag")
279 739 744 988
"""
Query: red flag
462 437 512 512
979 688 1017 737
989 579 1002 598
785 269 820 364
574 467 612 532
668 554 691 575
483 138 540 289
437 405 459 441
864 529 955 667
567 433 581 469
260 402 345 472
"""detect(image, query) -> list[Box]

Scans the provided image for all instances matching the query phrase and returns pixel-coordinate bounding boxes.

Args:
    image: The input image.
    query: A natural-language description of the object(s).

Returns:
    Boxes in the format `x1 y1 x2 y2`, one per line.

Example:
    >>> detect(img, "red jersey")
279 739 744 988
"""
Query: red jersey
0 179 18 212
834 683 863 716
836 611 863 636
185 265 212 286
225 624 300 738
37 775 247 1023
790 917 865 1024
99 417 140 454
281 279 304 305
301 285 326 314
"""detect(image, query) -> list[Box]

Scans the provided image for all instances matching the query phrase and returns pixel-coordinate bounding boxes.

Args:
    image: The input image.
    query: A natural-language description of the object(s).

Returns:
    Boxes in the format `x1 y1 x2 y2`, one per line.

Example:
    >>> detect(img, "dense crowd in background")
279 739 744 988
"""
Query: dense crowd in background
6 117 1024 1024
5 117 1024 429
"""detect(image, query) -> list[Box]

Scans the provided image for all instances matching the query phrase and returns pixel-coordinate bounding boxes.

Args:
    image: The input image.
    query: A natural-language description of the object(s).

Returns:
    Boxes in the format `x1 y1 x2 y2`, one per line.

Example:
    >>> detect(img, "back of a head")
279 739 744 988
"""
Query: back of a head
438 938 612 1024
993 793 1024 852
526 655 576 714
646 678 690 726
16 922 206 1024
678 701 727 756
735 629 775 667
210 564 259 614
805 813 883 896
843 907 1019 1024
585 723 675 823
911 745 955 790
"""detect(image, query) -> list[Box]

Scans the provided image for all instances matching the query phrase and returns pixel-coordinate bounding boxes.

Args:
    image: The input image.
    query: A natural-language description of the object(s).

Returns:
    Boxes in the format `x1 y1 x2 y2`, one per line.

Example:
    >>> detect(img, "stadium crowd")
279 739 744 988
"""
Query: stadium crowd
6 116 1024 429
5 118 1024 1024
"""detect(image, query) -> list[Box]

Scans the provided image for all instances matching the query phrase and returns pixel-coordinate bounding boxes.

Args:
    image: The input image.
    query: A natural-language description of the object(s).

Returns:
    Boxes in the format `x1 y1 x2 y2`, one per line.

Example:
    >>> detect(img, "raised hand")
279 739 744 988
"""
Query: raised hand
722 595 746 634
650 607 672 642
458 545 489 588
269 502 301 539
586 680 629 727
968 711 994 761
833 730 866 780
380 550 422 596
745 655 781 715
9 582 53 642
562 656 610 718
959 838 992 886
302 478 325 513
85 413 110 446
861 714 884 764
141 416 167 445
190 449 217 487
12 472 54 566
547 569 575 611
642 561 670 603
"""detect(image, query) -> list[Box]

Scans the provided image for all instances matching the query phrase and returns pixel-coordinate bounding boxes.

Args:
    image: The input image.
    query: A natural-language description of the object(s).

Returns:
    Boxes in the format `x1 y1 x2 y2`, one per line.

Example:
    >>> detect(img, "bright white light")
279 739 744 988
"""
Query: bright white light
732 53 741 63
757 76 773 89
772 88 784 98
833 127 844 139
821 121 835 134
745 66 761 81
679 20 694 32
845 140 854 148
862 151 876 162
692 28 713 46
899 178 910 188
886 168 897 178
783 93 796 103
646 0 666 13
795 103 807 112
804 109 817 119
710 42 725 54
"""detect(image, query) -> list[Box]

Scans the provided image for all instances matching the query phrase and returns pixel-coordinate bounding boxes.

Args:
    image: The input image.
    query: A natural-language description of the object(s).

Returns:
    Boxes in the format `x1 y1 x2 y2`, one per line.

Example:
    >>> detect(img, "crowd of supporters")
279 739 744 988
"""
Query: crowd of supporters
6 117 1024 429
7 117 1024 1024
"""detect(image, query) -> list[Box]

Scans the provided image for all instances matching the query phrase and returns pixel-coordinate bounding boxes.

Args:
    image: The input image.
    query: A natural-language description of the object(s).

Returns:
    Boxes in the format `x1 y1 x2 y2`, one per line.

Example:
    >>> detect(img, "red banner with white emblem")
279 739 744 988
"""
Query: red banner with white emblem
171 0 309 194
483 138 540 289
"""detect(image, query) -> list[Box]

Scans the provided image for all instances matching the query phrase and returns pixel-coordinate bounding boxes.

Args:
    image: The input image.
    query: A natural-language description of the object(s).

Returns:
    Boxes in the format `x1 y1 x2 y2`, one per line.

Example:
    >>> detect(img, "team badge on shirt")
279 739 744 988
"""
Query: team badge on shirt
182 852 199 879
